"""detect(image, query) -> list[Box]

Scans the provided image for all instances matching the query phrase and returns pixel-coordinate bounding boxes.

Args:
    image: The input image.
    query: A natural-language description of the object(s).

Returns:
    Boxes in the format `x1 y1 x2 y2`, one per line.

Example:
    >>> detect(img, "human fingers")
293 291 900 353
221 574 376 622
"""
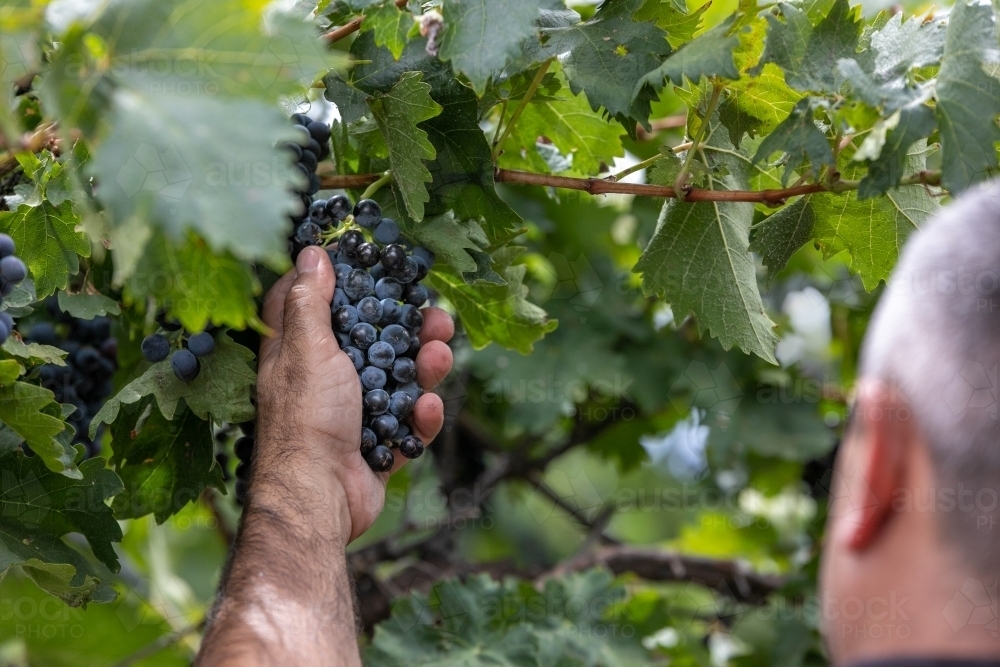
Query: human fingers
415 340 453 390
280 247 335 356
418 307 454 344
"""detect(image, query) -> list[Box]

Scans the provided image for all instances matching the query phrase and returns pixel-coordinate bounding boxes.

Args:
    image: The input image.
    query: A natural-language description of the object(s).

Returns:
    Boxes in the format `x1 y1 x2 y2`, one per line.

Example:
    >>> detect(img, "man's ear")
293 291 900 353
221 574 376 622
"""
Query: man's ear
842 379 915 551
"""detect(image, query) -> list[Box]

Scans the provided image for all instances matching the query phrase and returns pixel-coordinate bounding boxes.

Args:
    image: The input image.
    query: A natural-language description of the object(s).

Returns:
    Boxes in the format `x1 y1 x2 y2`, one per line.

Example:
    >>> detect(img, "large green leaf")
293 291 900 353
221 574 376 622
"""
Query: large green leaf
0 201 90 299
110 404 222 523
0 451 123 573
426 263 557 354
56 291 121 320
811 142 938 290
934 0 1000 194
534 0 671 130
126 230 264 332
750 198 816 285
90 90 299 267
753 0 861 95
0 381 77 478
499 71 624 176
635 123 778 363
90 332 256 435
367 72 442 221
439 0 546 93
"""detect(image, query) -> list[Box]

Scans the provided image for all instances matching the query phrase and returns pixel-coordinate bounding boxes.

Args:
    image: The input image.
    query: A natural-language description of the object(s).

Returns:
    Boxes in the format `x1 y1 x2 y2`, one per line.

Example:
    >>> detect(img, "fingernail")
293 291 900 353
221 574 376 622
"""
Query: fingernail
297 246 321 273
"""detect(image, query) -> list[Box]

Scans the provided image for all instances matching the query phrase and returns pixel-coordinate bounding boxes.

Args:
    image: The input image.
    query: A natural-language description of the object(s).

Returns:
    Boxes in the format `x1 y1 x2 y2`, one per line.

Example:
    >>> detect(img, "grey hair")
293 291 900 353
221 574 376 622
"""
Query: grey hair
861 181 1000 578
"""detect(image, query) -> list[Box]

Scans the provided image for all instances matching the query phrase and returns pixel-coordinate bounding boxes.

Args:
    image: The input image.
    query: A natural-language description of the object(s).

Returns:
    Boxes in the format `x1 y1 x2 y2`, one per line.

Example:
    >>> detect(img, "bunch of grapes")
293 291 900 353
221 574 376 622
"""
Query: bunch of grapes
0 233 29 344
25 302 118 459
140 329 216 381
285 116 432 473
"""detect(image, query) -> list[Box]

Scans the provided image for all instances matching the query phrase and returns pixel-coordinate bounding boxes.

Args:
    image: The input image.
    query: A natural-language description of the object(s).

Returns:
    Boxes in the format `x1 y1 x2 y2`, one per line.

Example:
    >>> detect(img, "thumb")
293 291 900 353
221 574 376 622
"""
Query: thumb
281 246 335 349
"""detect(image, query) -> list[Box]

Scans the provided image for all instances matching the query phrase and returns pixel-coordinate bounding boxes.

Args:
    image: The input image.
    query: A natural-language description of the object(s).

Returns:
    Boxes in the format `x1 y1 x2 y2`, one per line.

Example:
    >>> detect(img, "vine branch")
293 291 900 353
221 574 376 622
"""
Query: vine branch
319 169 942 204
323 0 408 44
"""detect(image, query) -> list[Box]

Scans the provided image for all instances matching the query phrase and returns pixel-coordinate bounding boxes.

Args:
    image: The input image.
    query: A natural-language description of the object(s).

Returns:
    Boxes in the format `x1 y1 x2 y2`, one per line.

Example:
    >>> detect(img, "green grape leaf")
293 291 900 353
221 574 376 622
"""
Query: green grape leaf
752 98 833 184
1 338 68 366
126 232 264 334
351 34 522 242
934 0 1000 194
856 103 936 199
753 0 861 95
750 198 816 285
0 359 22 384
500 71 624 176
535 0 671 130
426 264 557 353
639 15 740 90
56 291 121 319
91 332 256 436
0 451 123 573
87 0 329 101
635 123 778 363
439 0 543 93
110 404 220 523
635 0 710 48
0 523 116 606
405 213 483 275
89 90 300 267
362 1 411 60
324 73 370 125
811 142 938 289
0 381 78 478
0 201 89 299
367 72 442 221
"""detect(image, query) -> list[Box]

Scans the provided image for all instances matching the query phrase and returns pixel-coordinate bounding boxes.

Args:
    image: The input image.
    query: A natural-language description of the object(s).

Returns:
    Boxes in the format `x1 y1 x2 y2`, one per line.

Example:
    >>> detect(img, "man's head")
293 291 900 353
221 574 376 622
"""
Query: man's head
820 184 1000 663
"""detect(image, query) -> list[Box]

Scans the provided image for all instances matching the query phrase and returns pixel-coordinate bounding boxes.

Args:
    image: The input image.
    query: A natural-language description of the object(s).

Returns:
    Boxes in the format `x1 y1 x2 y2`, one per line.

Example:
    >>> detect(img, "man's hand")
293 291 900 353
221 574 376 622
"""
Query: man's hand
196 245 454 667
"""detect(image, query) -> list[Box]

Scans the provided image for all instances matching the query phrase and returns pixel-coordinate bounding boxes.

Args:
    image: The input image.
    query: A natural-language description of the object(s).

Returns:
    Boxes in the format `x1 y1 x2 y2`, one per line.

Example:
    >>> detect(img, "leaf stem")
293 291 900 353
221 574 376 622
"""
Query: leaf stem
491 99 509 149
491 59 553 162
359 170 393 200
674 82 724 197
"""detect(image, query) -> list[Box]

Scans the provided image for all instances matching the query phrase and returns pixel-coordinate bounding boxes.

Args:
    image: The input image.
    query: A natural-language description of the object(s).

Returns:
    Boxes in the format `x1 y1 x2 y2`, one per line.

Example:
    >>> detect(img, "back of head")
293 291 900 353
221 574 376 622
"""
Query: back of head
862 182 1000 579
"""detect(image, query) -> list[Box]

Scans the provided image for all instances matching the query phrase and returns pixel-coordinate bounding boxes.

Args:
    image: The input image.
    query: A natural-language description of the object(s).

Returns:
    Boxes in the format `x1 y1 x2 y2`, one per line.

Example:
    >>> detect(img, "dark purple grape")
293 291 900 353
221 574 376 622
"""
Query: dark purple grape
0 235 14 259
365 445 394 472
368 341 395 369
397 381 423 402
171 349 200 382
235 436 254 461
389 391 414 419
360 427 377 455
380 244 406 271
295 221 322 246
405 331 421 359
361 365 386 391
371 413 399 440
333 288 350 308
187 332 215 357
355 242 380 268
392 357 417 383
0 312 13 345
353 199 382 228
356 296 383 324
291 113 311 126
309 199 331 227
141 334 170 362
344 345 365 370
326 194 352 222
413 247 435 268
375 278 403 301
344 270 375 300
307 121 331 143
379 324 410 355
404 283 429 307
370 263 385 281
398 305 424 333
333 305 359 333
363 389 389 415
334 263 352 285
373 218 400 244
378 299 401 326
392 257 419 283
350 322 378 350
339 230 364 256
399 435 424 459
299 150 318 172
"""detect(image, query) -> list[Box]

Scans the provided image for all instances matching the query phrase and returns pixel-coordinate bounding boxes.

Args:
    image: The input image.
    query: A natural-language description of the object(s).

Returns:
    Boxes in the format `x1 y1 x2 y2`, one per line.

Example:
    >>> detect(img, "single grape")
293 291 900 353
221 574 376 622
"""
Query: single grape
371 413 399 440
309 199 331 226
399 435 424 459
356 296 383 324
235 436 254 461
336 331 352 348
378 299 401 326
333 305 359 333
306 137 322 157
412 256 430 282
405 332 421 359
392 357 417 383
334 263 352 285
399 305 424 333
299 150 318 172
325 194 352 222
412 247 436 268
295 221 322 246
171 349 200 382
373 218 400 244
306 121 331 143
335 250 356 267
368 341 396 369
355 242 380 268
141 334 171 362
0 234 14 259
397 381 423 402
353 199 382 228
0 312 13 345
350 322 378 350
379 324 410 355
365 445 394 472
339 230 364 256
389 391 414 419
404 283 429 307
333 288 350 308
375 278 404 301
188 332 215 357
360 427 378 455
0 256 27 284
344 269 375 300
361 365 387 390
394 423 410 441
380 244 406 272
392 257 419 283
363 389 389 415
344 345 365 371
370 263 385 281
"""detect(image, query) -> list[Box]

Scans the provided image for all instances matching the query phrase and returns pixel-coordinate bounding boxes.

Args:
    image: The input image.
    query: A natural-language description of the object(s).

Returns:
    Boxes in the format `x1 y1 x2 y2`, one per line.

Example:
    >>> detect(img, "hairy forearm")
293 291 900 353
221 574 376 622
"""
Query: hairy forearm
196 434 361 667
